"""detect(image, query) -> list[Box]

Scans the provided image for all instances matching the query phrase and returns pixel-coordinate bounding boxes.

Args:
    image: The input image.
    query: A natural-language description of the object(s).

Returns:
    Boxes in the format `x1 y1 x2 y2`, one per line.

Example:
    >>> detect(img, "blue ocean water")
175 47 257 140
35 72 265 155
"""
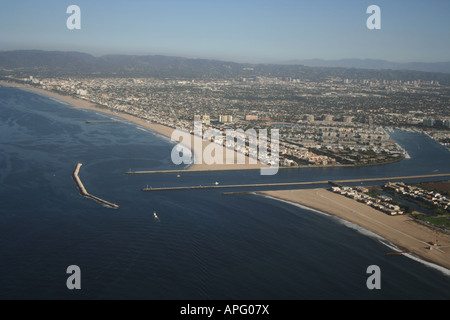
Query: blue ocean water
0 85 449 300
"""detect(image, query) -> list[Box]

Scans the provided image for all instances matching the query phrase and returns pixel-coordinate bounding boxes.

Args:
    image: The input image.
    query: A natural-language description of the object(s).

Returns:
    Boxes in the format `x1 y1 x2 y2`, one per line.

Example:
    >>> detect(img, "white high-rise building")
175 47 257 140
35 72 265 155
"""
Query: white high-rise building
219 115 233 123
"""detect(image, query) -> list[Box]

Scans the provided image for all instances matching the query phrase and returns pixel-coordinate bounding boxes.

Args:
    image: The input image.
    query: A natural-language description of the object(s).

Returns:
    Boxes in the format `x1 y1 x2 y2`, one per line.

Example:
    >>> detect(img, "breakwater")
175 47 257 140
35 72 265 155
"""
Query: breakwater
72 163 119 209
141 173 450 192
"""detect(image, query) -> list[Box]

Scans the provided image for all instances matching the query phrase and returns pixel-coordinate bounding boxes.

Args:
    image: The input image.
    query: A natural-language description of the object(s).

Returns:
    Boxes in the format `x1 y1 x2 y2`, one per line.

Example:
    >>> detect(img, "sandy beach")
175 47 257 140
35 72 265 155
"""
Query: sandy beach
261 188 450 270
0 80 265 172
6 80 449 269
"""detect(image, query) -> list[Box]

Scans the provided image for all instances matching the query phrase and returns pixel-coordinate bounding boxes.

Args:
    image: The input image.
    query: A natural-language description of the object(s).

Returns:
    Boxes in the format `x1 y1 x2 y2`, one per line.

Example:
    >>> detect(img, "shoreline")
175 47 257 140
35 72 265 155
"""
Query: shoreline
0 80 265 172
1 80 408 173
259 188 450 271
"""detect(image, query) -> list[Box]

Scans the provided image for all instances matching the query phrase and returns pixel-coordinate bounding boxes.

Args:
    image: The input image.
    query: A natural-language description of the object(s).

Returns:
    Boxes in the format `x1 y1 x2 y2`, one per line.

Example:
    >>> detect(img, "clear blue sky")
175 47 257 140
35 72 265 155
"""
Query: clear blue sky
1 0 449 63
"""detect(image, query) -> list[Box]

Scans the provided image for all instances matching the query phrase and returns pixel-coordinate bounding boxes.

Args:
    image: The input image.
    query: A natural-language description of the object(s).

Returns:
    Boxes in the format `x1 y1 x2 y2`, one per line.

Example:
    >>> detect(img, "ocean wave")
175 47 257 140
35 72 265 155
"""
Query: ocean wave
258 193 450 277
48 97 72 107
401 253 450 277
136 126 149 133
259 194 332 218
336 218 387 240
135 126 176 145
261 194 387 241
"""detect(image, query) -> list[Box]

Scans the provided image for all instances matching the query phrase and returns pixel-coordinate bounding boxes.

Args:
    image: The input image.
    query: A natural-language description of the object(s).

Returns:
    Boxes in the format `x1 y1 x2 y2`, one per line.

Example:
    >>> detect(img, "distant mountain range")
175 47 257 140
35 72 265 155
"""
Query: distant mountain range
1 50 450 84
0 50 246 78
284 58 450 74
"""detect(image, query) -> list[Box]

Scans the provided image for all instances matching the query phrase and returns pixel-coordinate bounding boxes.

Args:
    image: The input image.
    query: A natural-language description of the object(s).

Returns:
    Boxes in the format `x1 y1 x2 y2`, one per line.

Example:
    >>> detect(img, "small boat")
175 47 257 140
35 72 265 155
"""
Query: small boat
153 211 159 220
215 181 219 185
177 174 181 178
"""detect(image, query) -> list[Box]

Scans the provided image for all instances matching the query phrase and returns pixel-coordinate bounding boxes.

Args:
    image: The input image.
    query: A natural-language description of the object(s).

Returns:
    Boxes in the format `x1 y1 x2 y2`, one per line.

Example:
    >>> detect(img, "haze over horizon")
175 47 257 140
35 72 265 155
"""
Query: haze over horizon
1 0 449 64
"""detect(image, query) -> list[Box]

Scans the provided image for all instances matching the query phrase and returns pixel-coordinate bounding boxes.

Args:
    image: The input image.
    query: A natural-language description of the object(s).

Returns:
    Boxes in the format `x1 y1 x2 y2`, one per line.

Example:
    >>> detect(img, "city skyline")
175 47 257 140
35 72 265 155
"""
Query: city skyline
1 0 450 64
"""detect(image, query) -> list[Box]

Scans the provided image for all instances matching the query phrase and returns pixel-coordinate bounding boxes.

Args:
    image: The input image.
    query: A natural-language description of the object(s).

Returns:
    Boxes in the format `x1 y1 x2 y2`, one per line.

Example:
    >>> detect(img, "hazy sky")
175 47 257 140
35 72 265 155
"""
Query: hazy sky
1 0 449 63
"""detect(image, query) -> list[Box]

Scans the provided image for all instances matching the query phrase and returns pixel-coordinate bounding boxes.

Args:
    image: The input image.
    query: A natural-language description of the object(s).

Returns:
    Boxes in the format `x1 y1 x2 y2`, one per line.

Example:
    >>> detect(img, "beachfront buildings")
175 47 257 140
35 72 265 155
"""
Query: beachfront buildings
4 74 447 168
331 186 405 216
384 182 450 212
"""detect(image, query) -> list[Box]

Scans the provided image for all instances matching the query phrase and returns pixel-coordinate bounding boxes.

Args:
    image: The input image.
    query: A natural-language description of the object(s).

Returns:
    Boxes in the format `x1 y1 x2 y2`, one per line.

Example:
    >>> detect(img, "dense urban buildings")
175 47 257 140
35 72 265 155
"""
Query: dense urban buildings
3 73 449 166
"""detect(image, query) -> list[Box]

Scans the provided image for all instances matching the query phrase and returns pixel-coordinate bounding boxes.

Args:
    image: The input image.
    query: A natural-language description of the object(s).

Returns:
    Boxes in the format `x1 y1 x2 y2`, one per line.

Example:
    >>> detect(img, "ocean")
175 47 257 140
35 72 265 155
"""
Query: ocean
0 85 450 300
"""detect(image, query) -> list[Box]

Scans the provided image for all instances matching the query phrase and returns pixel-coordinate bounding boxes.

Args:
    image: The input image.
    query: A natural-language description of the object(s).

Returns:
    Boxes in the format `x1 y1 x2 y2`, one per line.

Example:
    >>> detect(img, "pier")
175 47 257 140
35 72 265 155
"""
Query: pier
141 173 450 192
72 163 119 209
